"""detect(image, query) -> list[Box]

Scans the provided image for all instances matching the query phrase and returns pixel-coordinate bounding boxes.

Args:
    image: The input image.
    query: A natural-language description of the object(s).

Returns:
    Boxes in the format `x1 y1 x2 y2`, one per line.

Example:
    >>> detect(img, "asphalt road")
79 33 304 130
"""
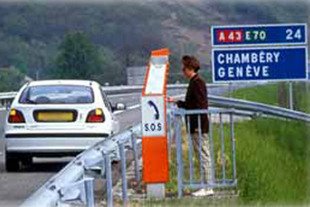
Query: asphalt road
0 84 239 206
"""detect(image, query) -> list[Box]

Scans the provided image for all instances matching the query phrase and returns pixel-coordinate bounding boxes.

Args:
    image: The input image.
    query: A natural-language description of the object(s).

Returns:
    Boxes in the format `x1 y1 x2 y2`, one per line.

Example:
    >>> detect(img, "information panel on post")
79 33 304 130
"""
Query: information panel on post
141 48 170 183
212 23 307 47
211 23 308 83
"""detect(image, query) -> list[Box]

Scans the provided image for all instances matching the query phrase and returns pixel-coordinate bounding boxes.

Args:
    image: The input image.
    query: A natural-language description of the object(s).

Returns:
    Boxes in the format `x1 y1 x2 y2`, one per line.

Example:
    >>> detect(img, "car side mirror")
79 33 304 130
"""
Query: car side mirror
113 103 126 111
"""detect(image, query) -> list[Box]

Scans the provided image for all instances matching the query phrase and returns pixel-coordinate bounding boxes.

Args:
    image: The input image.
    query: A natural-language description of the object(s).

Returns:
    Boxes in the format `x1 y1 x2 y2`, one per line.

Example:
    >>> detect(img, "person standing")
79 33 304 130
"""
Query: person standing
174 55 213 196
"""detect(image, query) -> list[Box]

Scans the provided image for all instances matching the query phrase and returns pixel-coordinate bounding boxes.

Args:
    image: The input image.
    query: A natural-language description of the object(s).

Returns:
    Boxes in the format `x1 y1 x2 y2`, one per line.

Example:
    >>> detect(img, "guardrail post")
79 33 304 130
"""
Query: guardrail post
104 154 113 207
219 113 226 184
175 115 183 198
186 116 194 184
228 82 232 98
131 133 140 181
84 178 95 207
230 112 237 181
197 115 204 184
289 81 294 110
119 143 128 205
209 113 216 185
167 111 171 146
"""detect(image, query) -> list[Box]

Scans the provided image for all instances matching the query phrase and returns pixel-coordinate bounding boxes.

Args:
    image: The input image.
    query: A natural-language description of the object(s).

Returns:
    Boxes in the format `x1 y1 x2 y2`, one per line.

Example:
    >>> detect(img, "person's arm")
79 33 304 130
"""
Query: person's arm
167 97 185 108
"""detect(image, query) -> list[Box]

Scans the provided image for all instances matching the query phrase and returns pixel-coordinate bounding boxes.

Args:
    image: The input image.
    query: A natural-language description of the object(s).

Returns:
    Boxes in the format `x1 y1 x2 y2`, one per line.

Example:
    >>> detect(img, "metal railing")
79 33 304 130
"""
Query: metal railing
21 125 141 207
169 94 310 122
0 92 17 109
103 84 227 94
209 95 310 122
169 108 238 198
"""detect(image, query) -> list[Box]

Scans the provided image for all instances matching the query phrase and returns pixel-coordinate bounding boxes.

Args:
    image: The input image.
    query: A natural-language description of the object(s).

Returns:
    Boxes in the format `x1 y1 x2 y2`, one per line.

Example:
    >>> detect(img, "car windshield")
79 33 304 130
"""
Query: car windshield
19 85 94 104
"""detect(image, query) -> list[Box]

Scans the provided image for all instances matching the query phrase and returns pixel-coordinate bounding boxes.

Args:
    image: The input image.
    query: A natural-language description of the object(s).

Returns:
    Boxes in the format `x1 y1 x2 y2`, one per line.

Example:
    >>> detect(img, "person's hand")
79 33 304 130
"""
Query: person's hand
166 96 175 103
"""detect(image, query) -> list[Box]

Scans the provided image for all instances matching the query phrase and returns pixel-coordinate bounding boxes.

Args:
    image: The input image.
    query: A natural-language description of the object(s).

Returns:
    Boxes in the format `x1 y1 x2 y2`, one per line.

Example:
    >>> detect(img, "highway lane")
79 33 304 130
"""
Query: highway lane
0 84 242 206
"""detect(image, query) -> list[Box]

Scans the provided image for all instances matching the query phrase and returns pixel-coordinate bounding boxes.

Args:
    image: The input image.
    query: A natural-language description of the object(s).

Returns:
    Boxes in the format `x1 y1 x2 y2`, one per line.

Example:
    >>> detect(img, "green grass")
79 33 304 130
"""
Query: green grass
230 84 279 106
235 118 310 205
230 82 310 113
230 83 310 204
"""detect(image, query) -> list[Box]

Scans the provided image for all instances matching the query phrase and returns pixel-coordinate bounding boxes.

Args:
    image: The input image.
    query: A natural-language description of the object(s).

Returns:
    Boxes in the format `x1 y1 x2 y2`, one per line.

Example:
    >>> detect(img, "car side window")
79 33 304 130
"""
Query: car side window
100 88 112 112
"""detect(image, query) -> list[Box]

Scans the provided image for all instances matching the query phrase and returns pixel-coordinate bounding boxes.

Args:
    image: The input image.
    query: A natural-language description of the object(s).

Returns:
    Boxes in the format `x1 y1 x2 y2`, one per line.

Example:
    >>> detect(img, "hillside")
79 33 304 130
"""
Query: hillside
0 0 308 87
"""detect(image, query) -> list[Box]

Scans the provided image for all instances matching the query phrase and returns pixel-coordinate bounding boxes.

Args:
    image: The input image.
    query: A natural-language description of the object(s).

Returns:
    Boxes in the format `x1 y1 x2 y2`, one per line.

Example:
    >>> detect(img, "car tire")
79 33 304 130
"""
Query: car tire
5 152 20 172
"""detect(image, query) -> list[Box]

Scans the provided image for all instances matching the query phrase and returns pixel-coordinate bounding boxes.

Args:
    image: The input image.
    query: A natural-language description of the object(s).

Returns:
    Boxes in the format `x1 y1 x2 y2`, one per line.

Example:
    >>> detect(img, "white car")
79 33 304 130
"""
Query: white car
4 80 125 171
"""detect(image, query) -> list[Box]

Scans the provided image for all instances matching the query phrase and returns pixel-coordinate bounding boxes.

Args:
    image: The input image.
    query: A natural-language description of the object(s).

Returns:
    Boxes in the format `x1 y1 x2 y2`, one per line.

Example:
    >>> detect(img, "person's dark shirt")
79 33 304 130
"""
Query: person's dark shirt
177 74 209 133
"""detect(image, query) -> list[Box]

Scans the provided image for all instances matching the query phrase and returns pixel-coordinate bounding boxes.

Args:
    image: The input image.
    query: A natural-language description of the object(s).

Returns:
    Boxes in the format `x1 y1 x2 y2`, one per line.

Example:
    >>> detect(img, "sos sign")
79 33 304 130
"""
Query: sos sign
141 96 165 137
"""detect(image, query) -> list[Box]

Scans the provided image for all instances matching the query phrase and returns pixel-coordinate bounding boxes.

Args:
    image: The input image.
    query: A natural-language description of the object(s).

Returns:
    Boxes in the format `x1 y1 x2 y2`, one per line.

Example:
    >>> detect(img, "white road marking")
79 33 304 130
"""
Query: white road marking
108 93 140 98
128 104 141 110
113 104 141 115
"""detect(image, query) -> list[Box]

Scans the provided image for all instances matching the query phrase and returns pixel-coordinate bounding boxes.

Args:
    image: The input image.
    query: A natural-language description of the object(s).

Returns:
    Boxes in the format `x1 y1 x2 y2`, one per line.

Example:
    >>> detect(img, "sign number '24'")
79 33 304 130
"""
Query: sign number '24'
286 28 302 40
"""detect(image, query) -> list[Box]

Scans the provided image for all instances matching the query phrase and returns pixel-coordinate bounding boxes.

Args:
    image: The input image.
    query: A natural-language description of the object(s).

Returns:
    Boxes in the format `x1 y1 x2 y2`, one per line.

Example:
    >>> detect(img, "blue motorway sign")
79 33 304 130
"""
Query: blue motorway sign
212 46 308 83
212 24 307 46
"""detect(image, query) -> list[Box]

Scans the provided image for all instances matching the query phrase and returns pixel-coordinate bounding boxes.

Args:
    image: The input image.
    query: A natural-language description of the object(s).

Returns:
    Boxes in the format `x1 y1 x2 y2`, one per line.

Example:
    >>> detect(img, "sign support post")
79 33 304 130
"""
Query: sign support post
229 82 233 98
289 81 293 110
141 48 170 198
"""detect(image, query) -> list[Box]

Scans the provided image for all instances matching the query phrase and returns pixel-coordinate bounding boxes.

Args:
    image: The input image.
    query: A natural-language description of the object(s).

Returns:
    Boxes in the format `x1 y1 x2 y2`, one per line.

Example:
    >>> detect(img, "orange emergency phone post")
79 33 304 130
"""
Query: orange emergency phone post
141 48 170 183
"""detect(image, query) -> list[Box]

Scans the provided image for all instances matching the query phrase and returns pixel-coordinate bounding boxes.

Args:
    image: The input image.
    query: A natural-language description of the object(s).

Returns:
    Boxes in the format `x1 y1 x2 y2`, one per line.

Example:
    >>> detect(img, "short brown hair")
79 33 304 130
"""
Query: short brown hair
182 55 200 72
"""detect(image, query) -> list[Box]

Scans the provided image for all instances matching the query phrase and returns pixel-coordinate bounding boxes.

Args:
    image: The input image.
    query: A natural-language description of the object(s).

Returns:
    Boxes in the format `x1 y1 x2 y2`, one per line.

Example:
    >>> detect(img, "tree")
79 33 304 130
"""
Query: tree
91 47 125 85
0 67 26 92
53 32 101 79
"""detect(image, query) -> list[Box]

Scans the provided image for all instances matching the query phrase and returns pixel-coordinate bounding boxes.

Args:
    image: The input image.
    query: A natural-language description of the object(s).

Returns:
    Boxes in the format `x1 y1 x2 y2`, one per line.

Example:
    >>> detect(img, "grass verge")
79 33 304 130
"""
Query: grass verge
229 82 310 113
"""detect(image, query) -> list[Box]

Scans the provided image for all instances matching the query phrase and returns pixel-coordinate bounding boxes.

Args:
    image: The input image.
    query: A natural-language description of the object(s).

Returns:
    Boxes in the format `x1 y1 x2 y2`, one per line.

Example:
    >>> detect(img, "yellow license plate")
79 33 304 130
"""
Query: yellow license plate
37 112 74 122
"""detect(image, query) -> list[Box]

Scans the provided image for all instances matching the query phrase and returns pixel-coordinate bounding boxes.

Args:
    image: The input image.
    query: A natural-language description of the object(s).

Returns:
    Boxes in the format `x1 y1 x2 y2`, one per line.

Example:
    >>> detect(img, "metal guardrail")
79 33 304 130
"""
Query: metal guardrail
0 92 17 98
0 92 17 109
169 94 310 122
102 83 227 94
209 95 310 122
21 125 141 207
